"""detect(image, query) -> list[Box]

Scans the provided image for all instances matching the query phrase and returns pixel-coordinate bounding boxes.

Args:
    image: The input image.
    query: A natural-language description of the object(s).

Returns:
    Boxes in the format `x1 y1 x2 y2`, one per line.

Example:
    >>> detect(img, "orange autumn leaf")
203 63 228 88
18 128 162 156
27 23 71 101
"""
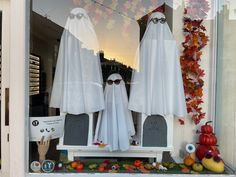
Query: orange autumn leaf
186 23 193 31
194 89 203 97
201 35 209 44
192 34 199 47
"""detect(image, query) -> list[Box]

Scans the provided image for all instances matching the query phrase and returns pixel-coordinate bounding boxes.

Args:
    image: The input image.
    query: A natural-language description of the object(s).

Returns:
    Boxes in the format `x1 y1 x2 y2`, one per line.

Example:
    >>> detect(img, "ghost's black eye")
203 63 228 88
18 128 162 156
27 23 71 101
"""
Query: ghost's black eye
152 18 159 24
76 13 84 19
160 18 166 24
150 18 166 24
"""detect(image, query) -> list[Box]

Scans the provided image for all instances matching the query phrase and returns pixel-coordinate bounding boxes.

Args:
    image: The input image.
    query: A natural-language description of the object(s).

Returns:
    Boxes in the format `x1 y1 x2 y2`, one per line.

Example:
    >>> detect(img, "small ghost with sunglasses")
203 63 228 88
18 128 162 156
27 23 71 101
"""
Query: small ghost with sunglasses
94 73 135 151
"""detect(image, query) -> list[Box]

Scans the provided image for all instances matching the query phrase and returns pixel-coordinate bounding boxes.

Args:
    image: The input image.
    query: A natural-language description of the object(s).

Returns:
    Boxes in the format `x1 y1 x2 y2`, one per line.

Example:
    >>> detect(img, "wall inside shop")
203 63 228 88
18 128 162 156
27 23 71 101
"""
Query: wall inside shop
215 6 236 169
172 4 214 159
30 34 60 161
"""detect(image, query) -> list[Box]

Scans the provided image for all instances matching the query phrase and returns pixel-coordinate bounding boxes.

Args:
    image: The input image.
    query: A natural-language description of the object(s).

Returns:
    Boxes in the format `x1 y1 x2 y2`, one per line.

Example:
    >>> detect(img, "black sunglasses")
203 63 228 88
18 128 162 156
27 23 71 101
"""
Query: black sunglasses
106 79 122 85
150 17 166 24
69 13 84 19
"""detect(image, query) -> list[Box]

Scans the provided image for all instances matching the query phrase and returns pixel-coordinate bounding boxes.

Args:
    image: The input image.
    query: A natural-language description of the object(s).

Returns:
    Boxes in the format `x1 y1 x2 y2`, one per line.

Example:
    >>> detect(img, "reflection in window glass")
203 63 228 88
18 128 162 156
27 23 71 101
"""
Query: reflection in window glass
215 2 236 172
29 0 233 175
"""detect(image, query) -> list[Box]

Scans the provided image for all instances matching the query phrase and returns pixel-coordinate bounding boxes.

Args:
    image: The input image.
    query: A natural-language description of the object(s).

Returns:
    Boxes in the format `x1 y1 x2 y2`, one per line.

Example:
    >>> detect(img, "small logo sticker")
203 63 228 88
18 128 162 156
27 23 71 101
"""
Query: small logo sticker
32 120 39 126
30 161 41 173
42 160 55 173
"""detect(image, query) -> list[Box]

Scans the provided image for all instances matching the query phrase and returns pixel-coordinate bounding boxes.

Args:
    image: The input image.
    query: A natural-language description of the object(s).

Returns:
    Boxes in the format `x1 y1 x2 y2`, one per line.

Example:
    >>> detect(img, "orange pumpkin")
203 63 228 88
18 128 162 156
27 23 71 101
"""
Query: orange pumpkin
184 155 195 166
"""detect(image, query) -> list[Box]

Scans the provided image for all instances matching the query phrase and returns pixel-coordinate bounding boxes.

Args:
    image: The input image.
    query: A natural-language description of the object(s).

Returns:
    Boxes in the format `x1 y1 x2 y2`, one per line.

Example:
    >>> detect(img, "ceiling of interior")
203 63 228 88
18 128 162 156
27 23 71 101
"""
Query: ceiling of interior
31 11 63 42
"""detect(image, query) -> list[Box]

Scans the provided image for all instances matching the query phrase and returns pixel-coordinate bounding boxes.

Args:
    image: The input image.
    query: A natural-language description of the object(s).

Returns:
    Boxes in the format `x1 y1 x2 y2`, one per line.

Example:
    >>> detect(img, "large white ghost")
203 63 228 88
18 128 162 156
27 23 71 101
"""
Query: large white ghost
94 73 135 151
50 8 104 114
128 12 187 117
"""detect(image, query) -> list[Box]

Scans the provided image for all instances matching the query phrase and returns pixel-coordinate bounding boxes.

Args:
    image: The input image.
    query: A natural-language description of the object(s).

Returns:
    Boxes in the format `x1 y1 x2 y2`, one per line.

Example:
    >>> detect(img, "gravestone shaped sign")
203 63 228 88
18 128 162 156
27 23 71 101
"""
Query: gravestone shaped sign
63 114 89 145
143 115 167 147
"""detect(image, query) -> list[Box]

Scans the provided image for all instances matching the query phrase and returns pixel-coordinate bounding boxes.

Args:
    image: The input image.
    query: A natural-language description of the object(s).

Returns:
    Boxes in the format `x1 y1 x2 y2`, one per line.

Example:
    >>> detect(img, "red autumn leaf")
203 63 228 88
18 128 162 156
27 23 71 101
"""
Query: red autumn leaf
200 25 206 31
196 51 202 59
178 119 185 125
187 107 192 113
180 14 208 125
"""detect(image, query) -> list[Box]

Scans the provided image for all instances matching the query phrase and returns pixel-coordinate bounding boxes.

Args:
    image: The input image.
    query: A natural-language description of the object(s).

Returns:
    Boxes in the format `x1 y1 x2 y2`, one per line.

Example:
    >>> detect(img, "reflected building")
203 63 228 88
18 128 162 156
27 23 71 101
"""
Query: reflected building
99 51 132 87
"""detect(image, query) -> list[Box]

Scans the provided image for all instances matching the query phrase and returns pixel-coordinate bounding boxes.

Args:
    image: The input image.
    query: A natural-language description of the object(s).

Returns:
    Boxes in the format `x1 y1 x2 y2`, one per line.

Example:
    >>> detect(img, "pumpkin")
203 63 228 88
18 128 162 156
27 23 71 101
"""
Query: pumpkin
201 121 213 134
199 134 217 146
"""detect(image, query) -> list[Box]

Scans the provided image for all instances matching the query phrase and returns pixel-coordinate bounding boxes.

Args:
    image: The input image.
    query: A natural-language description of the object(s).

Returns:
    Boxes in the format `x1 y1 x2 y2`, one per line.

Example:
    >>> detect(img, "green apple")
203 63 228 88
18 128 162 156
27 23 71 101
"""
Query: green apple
192 163 204 172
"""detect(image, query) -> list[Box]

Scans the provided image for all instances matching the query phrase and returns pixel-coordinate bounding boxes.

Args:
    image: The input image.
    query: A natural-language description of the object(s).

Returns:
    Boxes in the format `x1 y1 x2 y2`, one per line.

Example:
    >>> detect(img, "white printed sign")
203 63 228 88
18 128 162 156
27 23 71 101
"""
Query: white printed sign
30 115 65 141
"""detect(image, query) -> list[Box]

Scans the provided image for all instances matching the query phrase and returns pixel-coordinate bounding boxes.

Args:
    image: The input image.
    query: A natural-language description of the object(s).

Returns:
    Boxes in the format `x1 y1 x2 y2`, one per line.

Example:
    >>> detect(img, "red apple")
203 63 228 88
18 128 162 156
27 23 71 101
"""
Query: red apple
98 166 105 172
76 163 84 171
134 160 142 167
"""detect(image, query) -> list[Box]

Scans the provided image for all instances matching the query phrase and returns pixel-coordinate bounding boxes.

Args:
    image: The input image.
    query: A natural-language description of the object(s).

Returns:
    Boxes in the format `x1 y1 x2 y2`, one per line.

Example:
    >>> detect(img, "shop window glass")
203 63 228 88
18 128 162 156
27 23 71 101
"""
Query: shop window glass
28 0 235 175
215 1 236 172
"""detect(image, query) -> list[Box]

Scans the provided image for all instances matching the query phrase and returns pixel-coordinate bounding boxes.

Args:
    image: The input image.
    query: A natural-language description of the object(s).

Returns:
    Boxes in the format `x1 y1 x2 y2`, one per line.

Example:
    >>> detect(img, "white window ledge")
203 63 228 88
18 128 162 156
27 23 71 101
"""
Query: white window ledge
26 173 236 177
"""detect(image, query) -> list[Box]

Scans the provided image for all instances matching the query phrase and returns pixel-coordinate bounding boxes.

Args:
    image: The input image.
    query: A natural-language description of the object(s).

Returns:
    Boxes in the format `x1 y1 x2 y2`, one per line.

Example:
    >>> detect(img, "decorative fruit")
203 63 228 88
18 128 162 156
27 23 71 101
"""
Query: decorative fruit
201 121 213 134
76 163 84 171
88 163 98 170
71 161 78 169
144 163 154 170
199 134 217 146
196 145 220 160
184 155 195 166
168 162 177 169
210 146 220 156
54 162 63 170
196 145 208 160
66 164 74 171
134 160 142 167
192 163 204 172
138 165 150 173
123 164 136 171
98 165 105 172
181 167 190 173
202 154 224 173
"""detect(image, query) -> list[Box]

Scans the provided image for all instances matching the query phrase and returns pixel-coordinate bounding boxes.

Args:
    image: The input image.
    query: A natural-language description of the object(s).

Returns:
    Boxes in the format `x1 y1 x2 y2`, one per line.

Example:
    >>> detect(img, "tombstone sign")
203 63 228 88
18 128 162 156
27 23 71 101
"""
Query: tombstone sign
143 115 167 147
63 114 89 145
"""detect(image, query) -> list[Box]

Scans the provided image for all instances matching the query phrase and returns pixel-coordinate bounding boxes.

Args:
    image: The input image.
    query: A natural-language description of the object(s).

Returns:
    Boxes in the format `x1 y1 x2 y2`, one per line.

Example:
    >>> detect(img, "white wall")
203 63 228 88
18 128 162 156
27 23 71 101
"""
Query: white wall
171 4 215 158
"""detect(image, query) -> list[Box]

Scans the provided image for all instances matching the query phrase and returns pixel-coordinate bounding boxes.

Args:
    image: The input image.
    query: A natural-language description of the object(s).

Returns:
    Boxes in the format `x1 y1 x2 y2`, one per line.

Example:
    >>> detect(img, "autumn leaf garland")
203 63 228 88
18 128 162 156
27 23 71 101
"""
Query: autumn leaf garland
180 1 210 125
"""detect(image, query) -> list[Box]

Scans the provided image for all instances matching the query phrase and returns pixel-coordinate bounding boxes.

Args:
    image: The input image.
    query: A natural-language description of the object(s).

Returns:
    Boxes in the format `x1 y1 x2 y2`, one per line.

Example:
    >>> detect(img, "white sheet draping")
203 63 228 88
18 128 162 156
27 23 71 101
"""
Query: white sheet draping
94 73 135 151
50 8 104 114
128 12 187 117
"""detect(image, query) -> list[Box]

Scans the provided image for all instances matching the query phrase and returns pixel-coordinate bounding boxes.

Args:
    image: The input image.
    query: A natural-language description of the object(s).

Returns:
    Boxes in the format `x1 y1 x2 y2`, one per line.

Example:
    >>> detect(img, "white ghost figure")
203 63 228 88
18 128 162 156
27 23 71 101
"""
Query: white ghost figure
94 73 135 151
128 12 187 117
50 8 104 114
